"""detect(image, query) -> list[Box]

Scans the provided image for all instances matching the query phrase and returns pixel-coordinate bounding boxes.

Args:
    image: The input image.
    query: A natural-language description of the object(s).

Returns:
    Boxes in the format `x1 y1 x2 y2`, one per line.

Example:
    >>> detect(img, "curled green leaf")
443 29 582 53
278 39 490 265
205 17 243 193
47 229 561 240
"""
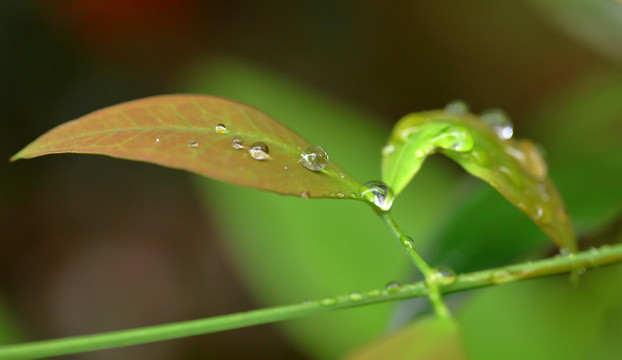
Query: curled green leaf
11 95 362 199
382 107 576 251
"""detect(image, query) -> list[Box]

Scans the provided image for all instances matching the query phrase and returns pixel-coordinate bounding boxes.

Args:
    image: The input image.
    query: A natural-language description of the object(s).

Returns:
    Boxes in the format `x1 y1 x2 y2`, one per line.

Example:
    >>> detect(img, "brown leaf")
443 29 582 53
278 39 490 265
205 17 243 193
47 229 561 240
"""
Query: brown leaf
11 95 362 199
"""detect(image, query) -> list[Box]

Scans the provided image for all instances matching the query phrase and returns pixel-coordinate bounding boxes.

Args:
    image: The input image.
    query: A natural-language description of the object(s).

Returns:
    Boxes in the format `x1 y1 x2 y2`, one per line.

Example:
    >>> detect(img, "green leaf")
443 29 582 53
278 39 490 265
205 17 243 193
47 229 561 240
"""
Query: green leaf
382 107 576 252
344 317 466 360
11 95 362 199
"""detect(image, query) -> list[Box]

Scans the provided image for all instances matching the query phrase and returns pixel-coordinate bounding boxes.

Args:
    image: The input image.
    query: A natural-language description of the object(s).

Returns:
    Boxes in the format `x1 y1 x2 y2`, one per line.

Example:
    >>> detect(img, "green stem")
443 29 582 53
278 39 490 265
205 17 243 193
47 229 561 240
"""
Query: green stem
378 211 451 319
2 244 622 360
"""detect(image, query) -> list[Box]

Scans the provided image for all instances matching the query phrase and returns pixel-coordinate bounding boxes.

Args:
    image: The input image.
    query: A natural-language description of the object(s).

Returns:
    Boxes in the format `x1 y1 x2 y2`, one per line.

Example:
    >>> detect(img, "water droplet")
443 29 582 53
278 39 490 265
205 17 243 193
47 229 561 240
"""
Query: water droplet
349 292 363 301
232 137 244 150
490 270 512 284
367 289 381 297
434 126 473 152
385 281 401 293
336 192 345 198
382 144 395 156
249 142 270 160
481 109 513 140
320 297 337 306
361 181 395 212
215 123 228 134
415 149 425 157
559 248 574 258
534 205 543 220
431 267 457 286
339 172 345 179
300 190 310 198
188 140 199 148
154 138 160 143
350 193 357 199
400 236 415 249
444 100 469 116
299 145 329 171
302 299 312 305
522 141 548 181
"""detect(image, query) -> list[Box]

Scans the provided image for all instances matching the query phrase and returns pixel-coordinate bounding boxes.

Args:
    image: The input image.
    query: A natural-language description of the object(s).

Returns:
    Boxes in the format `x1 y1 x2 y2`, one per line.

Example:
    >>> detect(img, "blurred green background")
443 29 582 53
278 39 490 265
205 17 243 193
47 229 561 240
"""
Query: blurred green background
1 1 622 359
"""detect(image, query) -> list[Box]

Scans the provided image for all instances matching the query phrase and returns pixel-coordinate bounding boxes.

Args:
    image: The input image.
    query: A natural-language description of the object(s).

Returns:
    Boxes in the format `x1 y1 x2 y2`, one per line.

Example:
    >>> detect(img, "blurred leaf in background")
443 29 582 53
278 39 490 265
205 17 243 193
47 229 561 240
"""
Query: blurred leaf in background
526 0 622 63
345 317 465 360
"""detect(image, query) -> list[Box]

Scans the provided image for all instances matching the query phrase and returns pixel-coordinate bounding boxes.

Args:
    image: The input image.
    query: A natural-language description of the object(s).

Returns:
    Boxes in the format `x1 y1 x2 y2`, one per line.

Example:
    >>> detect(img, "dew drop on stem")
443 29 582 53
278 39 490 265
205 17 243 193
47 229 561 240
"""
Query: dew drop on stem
320 297 337 306
299 145 329 171
400 236 415 249
385 281 401 293
349 292 363 301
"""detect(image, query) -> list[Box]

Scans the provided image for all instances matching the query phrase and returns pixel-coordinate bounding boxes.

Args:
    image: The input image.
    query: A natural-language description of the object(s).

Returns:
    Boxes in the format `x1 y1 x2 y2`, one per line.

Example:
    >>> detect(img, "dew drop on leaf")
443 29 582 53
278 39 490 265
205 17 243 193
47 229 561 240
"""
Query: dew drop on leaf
300 190 310 198
382 144 395 156
444 100 469 116
154 138 160 143
481 109 514 140
188 140 199 148
215 123 228 134
299 145 329 171
231 137 244 150
248 142 270 160
361 181 395 212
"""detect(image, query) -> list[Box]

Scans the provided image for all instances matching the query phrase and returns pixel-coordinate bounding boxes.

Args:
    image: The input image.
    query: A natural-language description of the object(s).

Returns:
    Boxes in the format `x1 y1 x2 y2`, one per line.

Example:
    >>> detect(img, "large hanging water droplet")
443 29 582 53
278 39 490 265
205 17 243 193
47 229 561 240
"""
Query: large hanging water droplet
481 109 514 140
248 142 269 160
215 123 228 134
361 181 395 211
232 137 244 150
444 100 469 116
188 140 199 148
299 145 329 171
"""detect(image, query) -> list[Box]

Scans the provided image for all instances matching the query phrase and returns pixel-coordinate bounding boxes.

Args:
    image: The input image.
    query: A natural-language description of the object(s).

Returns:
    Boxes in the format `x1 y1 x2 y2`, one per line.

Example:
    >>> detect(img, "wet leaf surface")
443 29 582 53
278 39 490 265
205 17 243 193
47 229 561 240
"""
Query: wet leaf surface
11 95 362 199
382 108 576 251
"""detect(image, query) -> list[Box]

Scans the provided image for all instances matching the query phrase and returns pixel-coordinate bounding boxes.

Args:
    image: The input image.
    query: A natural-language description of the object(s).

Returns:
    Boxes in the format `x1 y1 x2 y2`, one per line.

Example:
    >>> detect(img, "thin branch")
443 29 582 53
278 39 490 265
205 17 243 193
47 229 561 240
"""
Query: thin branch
1 243 621 360
378 211 451 319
